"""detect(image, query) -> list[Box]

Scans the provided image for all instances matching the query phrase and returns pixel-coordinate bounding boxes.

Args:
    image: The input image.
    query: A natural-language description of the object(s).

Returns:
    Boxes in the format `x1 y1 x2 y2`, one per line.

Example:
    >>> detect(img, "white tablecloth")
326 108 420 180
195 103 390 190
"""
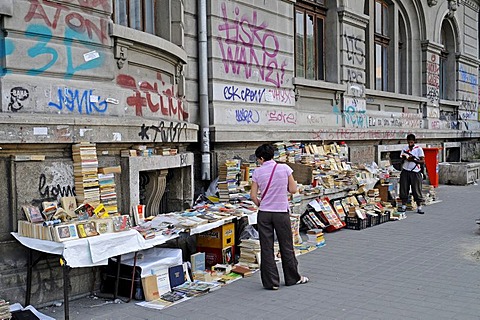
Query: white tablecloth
11 217 241 268
11 230 147 268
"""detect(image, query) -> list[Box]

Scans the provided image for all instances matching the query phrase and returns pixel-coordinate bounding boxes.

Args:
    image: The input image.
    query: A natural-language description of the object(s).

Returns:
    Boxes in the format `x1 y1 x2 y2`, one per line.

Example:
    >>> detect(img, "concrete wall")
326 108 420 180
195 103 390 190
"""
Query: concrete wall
204 0 480 147
0 0 198 304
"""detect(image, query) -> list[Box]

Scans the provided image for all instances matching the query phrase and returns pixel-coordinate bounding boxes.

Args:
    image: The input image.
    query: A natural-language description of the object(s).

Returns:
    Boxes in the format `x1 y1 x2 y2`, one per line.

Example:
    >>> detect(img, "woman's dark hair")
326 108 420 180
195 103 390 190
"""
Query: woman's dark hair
406 133 416 141
255 144 274 161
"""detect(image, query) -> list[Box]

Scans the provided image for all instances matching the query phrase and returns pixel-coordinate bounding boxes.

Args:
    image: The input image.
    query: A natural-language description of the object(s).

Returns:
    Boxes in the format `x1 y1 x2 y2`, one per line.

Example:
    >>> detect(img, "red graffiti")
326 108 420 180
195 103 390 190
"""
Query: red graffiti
426 54 439 89
312 129 417 141
217 2 287 88
117 74 189 121
267 111 296 124
24 0 108 44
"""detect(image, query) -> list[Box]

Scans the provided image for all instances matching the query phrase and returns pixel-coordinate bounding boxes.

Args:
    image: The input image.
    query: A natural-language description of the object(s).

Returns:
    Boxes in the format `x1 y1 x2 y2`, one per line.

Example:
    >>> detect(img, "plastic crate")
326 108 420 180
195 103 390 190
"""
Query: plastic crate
367 215 379 227
345 216 367 230
378 211 391 224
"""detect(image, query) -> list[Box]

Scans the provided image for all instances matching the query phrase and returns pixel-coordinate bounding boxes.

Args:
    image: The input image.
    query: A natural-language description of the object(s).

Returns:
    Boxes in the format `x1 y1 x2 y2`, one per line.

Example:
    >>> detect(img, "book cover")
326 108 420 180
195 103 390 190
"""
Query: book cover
222 246 234 265
191 252 206 272
112 215 131 232
22 205 44 223
74 203 95 220
93 203 109 218
95 218 113 234
168 265 186 289
77 221 99 237
54 224 79 242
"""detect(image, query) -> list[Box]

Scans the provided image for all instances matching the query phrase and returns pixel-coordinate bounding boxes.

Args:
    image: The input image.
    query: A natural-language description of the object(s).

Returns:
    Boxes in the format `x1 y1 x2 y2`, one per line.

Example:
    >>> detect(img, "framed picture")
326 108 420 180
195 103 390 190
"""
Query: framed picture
54 224 79 242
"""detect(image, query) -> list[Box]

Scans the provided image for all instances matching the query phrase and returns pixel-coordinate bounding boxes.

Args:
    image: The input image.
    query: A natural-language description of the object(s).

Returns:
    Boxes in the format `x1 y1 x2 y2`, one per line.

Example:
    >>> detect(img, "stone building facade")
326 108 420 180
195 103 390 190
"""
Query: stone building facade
0 0 479 305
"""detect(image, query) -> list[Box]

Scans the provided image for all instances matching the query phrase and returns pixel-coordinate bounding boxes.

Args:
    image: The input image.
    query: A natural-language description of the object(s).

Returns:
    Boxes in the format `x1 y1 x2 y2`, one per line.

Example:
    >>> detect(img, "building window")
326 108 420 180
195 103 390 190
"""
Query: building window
114 0 156 34
439 20 455 100
295 2 326 80
374 0 389 91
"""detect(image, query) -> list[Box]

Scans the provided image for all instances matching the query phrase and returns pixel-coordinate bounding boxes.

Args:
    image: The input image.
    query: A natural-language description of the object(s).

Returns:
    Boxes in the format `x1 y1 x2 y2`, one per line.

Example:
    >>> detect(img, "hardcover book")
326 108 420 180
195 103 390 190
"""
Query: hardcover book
190 252 206 272
168 265 186 289
22 205 44 223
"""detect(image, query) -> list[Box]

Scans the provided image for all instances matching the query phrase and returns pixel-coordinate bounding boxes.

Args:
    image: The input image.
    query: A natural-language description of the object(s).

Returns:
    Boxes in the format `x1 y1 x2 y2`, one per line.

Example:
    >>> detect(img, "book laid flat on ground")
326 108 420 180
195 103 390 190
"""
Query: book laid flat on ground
231 265 253 277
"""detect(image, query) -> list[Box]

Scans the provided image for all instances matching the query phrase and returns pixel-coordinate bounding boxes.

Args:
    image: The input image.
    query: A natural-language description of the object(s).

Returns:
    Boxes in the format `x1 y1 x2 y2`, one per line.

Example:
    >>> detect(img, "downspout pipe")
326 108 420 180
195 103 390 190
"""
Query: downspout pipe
198 0 211 180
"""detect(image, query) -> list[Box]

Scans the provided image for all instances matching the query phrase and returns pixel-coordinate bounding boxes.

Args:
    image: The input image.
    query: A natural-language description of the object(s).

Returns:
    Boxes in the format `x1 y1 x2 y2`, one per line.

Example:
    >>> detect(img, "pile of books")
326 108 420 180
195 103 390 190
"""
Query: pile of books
306 229 325 247
272 142 287 162
98 166 121 215
18 220 54 241
217 159 241 202
73 143 100 205
238 239 261 269
0 300 10 320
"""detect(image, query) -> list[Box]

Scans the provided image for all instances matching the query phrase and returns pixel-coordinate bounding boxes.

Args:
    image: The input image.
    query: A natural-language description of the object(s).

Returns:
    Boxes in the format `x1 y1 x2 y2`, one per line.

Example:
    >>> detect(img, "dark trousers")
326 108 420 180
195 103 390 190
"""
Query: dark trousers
400 170 424 205
257 210 301 288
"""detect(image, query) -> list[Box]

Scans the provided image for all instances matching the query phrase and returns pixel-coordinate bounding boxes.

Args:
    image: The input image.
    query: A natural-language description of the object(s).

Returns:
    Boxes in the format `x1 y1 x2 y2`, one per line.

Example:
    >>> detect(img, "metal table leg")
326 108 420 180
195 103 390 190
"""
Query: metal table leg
25 249 33 307
61 258 70 320
113 255 121 300
127 252 138 302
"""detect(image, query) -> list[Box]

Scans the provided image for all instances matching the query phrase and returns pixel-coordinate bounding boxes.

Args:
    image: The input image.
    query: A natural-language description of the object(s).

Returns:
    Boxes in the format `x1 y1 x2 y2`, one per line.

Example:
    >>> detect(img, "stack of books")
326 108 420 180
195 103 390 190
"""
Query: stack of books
306 229 325 247
238 239 261 269
0 300 10 320
273 142 287 162
73 143 100 206
217 159 241 202
98 166 121 215
18 221 54 241
241 162 257 183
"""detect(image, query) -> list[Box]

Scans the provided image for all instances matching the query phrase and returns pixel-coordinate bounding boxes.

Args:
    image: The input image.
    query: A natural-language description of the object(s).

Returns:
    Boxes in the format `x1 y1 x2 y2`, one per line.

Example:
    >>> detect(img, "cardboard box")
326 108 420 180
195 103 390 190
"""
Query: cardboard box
141 275 159 301
197 246 235 268
196 222 235 249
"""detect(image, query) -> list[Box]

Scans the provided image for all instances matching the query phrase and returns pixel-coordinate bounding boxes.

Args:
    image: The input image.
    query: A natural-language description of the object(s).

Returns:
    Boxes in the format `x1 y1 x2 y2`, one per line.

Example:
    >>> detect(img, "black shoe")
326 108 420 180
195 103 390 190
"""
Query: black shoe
417 208 425 214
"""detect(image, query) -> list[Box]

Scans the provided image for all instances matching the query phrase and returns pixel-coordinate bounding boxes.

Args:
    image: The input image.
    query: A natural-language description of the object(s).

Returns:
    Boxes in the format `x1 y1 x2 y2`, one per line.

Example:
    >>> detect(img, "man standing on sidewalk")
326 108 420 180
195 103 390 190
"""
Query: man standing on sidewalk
399 133 425 214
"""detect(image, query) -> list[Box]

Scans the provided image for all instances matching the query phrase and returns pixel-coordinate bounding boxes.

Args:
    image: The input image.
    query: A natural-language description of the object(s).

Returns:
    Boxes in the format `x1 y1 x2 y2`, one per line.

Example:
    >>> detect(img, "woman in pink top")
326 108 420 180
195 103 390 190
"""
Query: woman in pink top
250 144 309 290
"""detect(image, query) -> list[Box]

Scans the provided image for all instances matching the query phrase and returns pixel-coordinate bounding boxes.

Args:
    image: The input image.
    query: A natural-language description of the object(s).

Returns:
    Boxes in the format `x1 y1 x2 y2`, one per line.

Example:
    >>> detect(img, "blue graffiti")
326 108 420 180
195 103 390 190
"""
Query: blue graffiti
64 28 104 79
224 85 266 103
24 24 103 78
25 24 58 76
0 38 15 75
0 38 15 58
48 88 108 114
459 65 478 88
333 105 368 128
235 108 260 123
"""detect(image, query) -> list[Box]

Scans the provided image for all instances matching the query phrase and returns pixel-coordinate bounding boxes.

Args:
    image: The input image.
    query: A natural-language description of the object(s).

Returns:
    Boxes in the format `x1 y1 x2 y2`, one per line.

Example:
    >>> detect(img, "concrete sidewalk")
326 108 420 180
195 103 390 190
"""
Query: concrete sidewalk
40 184 480 320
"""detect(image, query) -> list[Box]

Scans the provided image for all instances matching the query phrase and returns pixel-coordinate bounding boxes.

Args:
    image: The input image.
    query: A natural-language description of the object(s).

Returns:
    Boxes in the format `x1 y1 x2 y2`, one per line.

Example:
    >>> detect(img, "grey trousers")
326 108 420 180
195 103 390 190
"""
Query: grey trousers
400 170 424 205
257 210 301 288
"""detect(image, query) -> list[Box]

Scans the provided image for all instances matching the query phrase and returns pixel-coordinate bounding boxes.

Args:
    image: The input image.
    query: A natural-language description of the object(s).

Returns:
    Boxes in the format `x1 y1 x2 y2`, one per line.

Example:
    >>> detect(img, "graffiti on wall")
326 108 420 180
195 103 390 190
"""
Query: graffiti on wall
138 121 188 143
426 53 439 104
312 128 424 141
8 87 30 112
117 74 189 120
216 2 287 88
48 87 108 114
1 0 107 78
37 162 75 201
216 84 295 106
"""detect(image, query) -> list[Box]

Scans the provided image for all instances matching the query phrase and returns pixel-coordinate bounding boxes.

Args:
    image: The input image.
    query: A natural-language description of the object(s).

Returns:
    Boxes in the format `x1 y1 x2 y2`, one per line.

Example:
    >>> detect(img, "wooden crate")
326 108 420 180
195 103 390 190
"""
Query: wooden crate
285 162 314 185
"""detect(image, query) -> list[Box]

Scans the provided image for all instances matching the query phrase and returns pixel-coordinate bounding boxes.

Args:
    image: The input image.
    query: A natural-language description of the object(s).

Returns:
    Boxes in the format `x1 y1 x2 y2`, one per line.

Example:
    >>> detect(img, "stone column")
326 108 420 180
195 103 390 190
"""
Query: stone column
338 8 369 129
